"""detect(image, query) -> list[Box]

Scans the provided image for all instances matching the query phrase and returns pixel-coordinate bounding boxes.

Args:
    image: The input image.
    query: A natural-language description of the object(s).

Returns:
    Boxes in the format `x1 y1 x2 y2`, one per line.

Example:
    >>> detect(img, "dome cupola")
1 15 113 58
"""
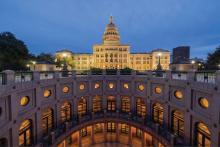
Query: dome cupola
103 16 120 45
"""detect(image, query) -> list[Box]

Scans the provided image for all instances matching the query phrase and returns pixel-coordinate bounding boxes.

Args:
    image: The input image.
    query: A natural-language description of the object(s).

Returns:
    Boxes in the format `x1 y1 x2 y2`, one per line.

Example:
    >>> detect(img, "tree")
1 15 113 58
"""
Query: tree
206 46 220 70
36 53 55 63
0 32 29 71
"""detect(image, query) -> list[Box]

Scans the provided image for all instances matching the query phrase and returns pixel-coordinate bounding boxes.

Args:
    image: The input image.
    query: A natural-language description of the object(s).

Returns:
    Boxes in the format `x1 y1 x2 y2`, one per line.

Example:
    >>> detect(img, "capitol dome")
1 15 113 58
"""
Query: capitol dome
102 16 120 45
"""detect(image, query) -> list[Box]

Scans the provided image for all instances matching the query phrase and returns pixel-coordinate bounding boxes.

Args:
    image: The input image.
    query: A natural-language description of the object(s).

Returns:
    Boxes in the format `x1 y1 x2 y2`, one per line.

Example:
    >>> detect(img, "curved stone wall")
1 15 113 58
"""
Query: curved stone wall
0 70 220 147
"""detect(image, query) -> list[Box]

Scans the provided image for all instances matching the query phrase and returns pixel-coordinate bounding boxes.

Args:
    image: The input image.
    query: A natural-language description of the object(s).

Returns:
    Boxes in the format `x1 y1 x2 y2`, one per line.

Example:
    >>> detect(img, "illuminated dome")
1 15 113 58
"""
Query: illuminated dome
103 16 120 45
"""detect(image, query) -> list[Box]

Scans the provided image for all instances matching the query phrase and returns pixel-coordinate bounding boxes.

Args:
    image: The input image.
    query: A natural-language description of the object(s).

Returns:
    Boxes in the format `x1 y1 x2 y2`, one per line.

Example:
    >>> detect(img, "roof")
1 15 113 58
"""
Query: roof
151 49 170 53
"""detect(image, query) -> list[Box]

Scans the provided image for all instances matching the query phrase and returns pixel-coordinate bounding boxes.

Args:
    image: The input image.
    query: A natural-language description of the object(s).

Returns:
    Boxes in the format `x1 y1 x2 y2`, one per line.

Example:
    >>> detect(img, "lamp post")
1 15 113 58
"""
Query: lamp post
62 53 68 71
156 52 162 71
26 64 30 71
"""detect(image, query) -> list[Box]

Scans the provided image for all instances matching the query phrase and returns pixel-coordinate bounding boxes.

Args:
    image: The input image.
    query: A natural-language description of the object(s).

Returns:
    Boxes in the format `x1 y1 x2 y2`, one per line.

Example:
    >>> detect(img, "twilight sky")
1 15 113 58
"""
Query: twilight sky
1 0 220 59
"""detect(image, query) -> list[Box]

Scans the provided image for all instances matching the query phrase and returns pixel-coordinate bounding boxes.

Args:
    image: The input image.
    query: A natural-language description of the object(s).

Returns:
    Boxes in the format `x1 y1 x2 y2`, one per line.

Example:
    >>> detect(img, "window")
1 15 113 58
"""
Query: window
78 97 87 116
136 128 142 138
93 96 102 113
20 96 29 106
123 83 129 89
136 98 146 117
19 120 32 146
94 83 100 89
199 97 209 109
108 83 114 89
94 123 103 134
138 84 145 91
60 102 71 123
121 96 130 113
62 86 69 93
153 103 164 125
42 108 53 136
79 84 85 90
44 89 51 98
172 110 184 137
174 90 183 99
107 122 116 132
155 87 162 94
80 128 87 137
195 123 211 147
107 96 116 112
120 124 129 134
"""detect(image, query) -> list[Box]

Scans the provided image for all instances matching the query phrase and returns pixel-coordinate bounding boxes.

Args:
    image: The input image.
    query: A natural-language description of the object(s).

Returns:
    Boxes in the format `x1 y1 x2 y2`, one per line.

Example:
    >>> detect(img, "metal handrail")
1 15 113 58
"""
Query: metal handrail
15 71 33 83
0 73 6 85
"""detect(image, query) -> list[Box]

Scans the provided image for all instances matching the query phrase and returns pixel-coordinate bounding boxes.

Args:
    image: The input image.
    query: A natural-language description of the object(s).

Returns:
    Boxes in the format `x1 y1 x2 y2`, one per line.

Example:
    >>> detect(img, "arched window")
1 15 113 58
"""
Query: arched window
172 110 184 137
195 123 211 147
0 138 7 147
121 96 130 113
93 95 102 113
136 98 146 117
78 97 87 116
19 120 32 146
42 108 54 135
107 96 116 112
153 103 164 125
60 102 71 123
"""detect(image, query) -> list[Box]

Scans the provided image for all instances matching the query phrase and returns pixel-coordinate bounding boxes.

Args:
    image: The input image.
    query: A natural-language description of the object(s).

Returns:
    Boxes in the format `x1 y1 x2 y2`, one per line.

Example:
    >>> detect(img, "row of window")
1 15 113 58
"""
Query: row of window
15 99 211 147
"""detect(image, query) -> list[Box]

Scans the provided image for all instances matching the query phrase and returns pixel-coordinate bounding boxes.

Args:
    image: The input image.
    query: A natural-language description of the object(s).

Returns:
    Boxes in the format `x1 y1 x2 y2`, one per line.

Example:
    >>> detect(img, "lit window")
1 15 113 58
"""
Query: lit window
138 84 145 91
94 123 103 133
107 96 116 112
174 90 183 99
136 98 146 117
78 97 87 116
94 83 100 89
121 96 130 113
120 124 129 134
172 110 184 137
81 128 88 137
199 97 209 109
123 83 129 89
155 87 162 94
42 108 53 136
136 128 142 138
20 96 29 106
62 86 69 93
93 96 102 113
60 102 71 123
108 83 114 89
19 120 32 146
195 123 211 147
107 122 116 132
79 84 85 90
44 90 51 98
153 103 164 125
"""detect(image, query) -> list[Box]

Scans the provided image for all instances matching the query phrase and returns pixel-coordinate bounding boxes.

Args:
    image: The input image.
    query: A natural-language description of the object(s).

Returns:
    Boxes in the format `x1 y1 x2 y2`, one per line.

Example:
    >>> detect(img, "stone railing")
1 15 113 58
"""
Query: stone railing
0 70 220 86
39 110 177 146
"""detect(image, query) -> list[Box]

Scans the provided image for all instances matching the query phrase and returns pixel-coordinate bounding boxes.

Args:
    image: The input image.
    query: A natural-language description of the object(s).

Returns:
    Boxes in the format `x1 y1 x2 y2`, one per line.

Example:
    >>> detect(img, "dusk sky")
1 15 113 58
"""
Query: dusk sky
1 0 220 59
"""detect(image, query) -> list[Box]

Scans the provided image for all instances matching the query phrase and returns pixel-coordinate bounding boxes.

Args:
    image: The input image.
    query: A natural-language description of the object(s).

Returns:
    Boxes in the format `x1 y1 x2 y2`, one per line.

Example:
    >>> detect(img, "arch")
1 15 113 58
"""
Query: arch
195 122 211 147
42 108 54 136
121 96 130 113
93 95 102 113
136 97 146 117
107 96 116 112
60 102 72 123
171 110 184 137
19 119 33 146
0 138 8 147
152 103 164 125
78 97 87 116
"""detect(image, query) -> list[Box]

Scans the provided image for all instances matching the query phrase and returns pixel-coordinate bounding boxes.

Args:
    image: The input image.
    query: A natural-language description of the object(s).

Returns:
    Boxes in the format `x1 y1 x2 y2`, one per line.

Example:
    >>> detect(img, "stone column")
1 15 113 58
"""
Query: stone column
91 125 95 145
79 131 82 147
116 123 119 142
129 126 132 147
104 123 107 142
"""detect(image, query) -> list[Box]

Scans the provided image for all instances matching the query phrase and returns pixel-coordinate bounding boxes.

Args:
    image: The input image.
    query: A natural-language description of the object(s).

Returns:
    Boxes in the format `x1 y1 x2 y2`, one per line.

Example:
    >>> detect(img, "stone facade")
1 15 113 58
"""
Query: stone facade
55 17 170 71
0 70 220 146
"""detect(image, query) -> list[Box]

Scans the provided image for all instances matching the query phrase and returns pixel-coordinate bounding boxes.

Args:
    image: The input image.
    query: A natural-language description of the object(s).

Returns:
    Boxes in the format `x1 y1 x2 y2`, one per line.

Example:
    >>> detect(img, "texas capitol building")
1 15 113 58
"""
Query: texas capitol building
55 16 170 71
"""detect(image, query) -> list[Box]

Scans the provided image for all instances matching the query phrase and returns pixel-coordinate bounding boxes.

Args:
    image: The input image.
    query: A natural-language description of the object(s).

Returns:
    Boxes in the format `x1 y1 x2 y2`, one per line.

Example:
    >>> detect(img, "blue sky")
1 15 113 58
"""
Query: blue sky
1 0 220 59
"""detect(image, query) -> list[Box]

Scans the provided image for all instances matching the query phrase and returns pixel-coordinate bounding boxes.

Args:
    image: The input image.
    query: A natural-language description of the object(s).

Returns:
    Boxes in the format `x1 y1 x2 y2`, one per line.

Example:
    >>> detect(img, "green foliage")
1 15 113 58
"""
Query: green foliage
0 32 29 71
206 46 220 70
36 53 55 63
